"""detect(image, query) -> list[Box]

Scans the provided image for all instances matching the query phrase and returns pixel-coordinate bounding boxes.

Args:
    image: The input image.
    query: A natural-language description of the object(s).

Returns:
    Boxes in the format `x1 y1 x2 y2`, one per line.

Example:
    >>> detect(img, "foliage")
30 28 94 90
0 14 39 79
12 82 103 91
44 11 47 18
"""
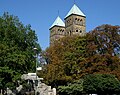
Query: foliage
40 24 120 92
40 24 120 86
39 36 87 87
0 12 41 91
86 24 120 56
80 24 120 79
58 74 120 94
83 74 120 94
58 79 83 95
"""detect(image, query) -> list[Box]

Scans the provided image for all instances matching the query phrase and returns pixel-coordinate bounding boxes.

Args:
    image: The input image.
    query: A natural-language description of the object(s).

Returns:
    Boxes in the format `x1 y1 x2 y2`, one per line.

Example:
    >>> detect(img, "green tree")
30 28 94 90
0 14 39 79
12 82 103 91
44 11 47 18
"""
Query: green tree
83 74 120 94
58 79 83 95
58 74 120 95
0 12 41 93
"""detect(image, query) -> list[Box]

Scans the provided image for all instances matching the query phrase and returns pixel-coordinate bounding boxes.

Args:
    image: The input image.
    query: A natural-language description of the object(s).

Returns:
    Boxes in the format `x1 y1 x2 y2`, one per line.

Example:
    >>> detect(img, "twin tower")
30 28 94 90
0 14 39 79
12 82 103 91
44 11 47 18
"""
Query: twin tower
49 4 86 45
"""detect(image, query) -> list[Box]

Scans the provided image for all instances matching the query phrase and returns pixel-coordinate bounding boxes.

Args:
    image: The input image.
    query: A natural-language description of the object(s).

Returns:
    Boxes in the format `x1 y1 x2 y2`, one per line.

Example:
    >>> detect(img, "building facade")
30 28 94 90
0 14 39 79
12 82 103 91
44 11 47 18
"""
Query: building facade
49 4 86 45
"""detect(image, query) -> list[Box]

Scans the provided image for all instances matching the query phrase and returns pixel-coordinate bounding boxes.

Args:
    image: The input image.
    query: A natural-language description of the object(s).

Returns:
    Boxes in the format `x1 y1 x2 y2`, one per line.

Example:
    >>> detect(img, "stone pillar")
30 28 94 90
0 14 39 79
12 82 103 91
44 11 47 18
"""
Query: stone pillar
53 88 56 95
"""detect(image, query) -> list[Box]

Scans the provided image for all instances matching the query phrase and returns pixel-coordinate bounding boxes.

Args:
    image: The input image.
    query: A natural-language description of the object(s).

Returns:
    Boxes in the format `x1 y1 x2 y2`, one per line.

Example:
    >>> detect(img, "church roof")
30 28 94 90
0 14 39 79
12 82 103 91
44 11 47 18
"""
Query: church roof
50 16 65 29
65 4 85 19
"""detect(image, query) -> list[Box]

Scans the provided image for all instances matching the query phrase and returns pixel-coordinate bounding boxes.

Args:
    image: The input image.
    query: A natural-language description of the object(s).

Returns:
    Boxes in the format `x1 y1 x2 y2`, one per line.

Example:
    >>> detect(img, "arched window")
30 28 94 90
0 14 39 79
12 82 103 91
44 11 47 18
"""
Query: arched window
70 30 72 36
80 30 82 33
76 30 78 32
75 18 77 20
67 32 69 35
80 19 83 26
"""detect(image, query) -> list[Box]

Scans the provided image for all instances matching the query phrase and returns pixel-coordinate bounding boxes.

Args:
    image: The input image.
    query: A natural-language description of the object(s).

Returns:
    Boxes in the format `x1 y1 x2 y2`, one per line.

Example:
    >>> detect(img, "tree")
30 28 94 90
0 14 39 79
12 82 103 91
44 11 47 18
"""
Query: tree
40 36 87 87
80 24 120 79
0 12 41 93
58 74 120 95
83 74 120 94
86 24 120 56
58 79 83 95
40 24 120 91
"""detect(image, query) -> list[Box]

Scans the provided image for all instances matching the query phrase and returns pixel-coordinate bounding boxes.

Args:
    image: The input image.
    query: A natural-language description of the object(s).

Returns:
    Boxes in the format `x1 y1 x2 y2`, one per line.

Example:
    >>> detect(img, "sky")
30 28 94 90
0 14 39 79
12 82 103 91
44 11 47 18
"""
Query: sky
0 0 120 50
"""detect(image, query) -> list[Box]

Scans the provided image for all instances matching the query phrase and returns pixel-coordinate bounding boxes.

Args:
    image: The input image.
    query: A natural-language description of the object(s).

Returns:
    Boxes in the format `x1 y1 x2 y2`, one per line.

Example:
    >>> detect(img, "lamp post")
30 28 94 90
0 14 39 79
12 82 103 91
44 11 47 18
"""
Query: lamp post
33 47 38 95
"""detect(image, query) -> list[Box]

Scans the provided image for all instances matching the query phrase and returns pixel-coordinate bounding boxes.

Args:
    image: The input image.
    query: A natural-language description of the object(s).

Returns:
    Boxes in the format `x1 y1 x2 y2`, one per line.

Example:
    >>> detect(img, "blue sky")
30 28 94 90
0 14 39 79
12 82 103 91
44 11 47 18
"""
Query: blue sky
0 0 120 50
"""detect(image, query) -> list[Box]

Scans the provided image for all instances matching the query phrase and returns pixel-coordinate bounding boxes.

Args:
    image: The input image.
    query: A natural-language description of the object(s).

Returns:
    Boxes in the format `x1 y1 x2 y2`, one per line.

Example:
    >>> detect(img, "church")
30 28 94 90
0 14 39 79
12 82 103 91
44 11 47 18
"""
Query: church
49 4 86 45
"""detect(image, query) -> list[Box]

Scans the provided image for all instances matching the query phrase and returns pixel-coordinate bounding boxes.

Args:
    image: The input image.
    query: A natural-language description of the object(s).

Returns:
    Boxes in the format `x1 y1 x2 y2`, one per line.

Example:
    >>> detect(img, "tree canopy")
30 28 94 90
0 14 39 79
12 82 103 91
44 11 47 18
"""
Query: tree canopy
40 24 120 89
0 12 41 91
40 36 87 87
58 79 83 95
58 74 120 95
83 74 120 94
82 25 120 79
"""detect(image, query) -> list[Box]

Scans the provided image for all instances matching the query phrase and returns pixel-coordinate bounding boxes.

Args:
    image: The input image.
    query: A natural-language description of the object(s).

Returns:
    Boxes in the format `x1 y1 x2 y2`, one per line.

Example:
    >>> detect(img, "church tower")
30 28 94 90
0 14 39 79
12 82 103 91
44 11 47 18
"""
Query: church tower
49 4 86 45
64 4 86 36
49 16 65 45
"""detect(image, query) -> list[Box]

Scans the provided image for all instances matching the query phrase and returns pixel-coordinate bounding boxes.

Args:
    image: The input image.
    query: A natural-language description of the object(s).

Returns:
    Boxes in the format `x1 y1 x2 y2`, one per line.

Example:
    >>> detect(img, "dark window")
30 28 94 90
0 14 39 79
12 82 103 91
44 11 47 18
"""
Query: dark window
80 19 83 26
67 32 69 35
70 30 72 36
80 30 82 33
76 30 78 32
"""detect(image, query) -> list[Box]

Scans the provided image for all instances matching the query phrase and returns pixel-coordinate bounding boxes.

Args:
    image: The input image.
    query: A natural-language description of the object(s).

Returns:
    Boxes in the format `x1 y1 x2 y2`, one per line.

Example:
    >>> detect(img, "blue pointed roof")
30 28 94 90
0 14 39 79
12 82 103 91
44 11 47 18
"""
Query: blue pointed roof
65 4 85 18
50 16 65 29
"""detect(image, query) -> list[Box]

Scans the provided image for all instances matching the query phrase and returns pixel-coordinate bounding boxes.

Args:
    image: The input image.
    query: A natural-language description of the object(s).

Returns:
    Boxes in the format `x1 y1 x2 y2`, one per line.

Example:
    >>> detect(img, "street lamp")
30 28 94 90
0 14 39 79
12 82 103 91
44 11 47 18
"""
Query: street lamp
33 47 38 95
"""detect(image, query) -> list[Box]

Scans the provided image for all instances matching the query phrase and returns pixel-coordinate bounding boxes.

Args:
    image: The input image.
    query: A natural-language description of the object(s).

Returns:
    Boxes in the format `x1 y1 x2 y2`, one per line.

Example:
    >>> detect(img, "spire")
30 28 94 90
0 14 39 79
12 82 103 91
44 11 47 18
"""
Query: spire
65 4 85 19
58 10 59 16
50 16 65 29
74 0 76 4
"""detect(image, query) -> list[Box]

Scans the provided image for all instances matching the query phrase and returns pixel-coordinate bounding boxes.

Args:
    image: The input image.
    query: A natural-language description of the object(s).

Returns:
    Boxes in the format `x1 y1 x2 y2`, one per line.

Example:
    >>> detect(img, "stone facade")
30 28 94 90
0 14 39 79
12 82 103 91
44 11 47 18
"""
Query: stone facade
50 26 65 45
65 15 86 36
